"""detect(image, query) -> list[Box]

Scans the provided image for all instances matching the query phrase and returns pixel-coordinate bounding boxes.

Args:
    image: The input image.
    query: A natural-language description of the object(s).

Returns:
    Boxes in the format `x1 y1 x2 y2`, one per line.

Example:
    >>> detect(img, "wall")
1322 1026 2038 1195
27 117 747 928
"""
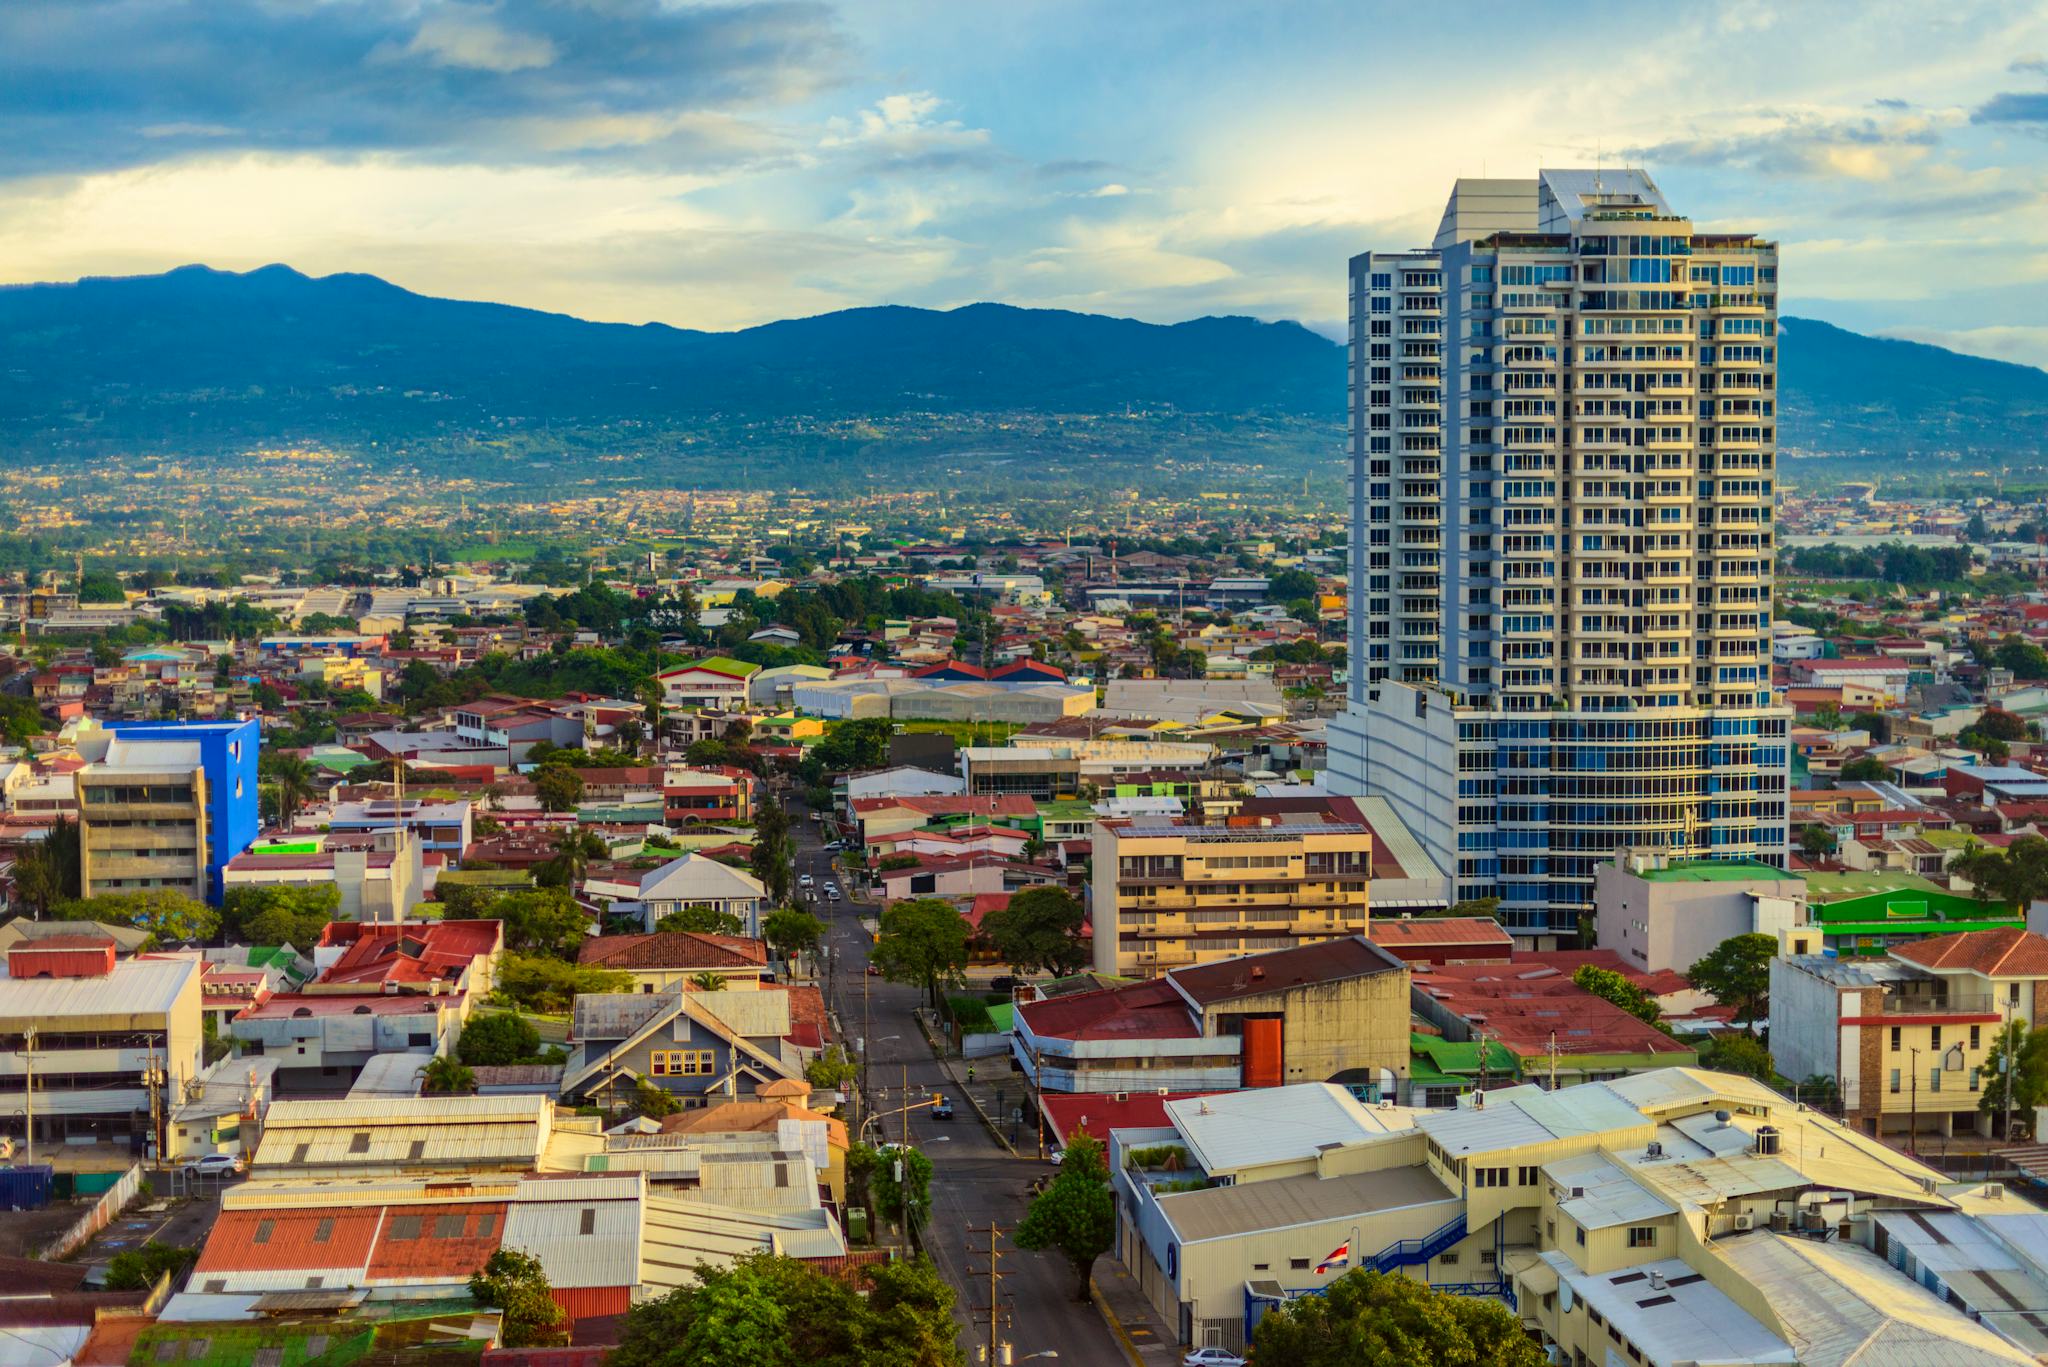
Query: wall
39 1162 142 1259
1767 960 1844 1099
1205 969 1411 1092
1594 864 1802 975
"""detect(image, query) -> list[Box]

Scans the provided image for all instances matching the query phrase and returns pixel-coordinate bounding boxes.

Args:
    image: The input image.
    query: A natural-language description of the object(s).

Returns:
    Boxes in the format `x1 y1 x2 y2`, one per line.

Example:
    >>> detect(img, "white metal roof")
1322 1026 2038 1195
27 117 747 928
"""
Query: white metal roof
639 1193 844 1292
1547 1153 1678 1230
1416 1082 1651 1158
638 855 765 903
502 1176 643 1290
1165 1084 1416 1174
348 1051 433 1097
1549 1250 1794 1365
0 954 197 1022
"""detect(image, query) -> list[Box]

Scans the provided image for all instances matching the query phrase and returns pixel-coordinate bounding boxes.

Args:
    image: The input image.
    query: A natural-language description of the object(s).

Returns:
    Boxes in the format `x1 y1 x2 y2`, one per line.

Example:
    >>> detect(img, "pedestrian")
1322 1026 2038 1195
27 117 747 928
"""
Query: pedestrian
967 1064 976 1085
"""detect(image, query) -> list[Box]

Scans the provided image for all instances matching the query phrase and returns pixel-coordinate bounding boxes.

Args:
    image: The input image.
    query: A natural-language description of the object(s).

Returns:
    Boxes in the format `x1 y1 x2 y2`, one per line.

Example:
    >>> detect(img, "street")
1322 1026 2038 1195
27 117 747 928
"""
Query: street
789 792 1129 1367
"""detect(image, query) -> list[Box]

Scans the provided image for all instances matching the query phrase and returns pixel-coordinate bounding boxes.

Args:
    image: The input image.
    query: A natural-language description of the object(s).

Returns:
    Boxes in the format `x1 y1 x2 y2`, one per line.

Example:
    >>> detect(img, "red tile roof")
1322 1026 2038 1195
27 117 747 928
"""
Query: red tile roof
1369 917 1514 951
1411 962 1696 1060
577 932 767 971
1890 928 2048 978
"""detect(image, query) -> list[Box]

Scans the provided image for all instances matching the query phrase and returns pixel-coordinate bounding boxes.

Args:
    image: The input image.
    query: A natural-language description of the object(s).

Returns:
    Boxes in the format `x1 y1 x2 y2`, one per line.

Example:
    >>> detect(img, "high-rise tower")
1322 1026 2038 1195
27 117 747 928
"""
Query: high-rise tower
1329 169 1791 943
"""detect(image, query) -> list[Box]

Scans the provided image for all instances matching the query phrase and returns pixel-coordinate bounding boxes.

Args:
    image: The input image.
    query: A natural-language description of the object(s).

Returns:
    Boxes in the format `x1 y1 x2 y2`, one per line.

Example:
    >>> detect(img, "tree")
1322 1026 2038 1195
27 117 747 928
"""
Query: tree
222 883 338 948
1849 710 1891 745
418 1056 477 1094
1014 1133 1114 1301
1697 1031 1776 1082
804 1044 859 1091
762 907 823 966
1687 932 1778 1029
469 1249 569 1348
1571 965 1662 1027
1798 823 1838 859
1431 895 1500 921
978 885 1088 976
870 898 971 1010
1951 835 2048 908
1248 1267 1544 1367
1993 634 2048 680
656 905 746 936
60 890 218 948
608 1251 962 1367
104 1240 197 1292
76 570 128 604
458 1011 542 1067
856 1141 934 1231
1979 708 2030 743
456 887 586 958
750 796 795 904
1980 1018 2048 1136
633 1076 681 1119
259 752 317 826
537 827 608 889
11 818 81 918
493 953 631 1014
1839 756 1892 781
688 971 728 992
533 763 585 813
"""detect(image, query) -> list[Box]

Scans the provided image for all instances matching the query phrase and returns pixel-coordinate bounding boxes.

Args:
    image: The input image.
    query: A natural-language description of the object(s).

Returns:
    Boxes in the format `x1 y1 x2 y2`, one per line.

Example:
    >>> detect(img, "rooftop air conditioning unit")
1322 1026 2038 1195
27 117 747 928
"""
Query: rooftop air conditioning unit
1984 1183 2006 1200
1156 1087 1171 1096
1645 1141 1664 1159
1732 1213 1756 1231
1114 1091 1128 1102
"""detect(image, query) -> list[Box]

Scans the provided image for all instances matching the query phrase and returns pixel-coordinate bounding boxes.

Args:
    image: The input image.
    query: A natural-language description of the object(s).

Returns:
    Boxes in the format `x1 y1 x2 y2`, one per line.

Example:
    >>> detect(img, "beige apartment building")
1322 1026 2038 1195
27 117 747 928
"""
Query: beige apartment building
1091 818 1372 977
79 762 212 901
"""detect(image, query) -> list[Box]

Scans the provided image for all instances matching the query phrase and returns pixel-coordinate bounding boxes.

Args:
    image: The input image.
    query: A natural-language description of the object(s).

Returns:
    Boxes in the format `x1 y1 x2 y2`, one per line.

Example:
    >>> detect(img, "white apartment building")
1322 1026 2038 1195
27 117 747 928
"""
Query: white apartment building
1330 169 1790 942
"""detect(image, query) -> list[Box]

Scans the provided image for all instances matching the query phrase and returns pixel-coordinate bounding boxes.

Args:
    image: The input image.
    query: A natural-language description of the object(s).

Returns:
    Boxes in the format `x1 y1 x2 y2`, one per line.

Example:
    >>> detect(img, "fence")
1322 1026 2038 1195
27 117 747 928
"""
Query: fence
39 1162 143 1260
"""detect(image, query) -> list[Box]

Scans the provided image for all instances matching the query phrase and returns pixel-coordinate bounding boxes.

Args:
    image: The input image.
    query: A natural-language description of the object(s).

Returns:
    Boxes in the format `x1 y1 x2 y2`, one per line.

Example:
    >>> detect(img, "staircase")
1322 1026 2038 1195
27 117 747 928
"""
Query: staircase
1365 1213 1467 1273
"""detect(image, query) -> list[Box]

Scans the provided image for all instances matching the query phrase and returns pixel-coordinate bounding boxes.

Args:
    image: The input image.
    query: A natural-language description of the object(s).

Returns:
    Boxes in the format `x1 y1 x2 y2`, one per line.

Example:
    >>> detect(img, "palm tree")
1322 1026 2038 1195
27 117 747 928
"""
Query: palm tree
261 753 318 827
417 1056 476 1095
688 972 728 992
540 828 608 889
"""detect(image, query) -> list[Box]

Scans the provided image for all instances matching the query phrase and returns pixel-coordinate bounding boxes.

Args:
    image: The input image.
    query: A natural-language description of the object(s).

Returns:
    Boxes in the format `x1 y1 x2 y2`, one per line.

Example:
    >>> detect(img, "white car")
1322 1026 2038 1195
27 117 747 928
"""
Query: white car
799 874 815 887
183 1153 242 1179
1182 1350 1245 1367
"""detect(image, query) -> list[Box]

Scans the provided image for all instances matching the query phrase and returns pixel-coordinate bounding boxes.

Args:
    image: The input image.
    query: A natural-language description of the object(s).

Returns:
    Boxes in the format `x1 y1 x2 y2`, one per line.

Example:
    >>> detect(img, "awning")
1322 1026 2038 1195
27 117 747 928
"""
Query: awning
1511 1256 1558 1300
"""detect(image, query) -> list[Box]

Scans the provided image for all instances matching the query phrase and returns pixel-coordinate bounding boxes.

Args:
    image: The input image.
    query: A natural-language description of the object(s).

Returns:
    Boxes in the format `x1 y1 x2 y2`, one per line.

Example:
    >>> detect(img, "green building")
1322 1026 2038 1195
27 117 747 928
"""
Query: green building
1801 870 2022 957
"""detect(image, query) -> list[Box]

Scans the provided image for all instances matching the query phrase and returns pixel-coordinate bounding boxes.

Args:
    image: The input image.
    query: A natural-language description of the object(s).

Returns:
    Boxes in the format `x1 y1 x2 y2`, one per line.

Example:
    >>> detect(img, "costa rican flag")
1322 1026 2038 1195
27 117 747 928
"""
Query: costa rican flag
1314 1240 1350 1274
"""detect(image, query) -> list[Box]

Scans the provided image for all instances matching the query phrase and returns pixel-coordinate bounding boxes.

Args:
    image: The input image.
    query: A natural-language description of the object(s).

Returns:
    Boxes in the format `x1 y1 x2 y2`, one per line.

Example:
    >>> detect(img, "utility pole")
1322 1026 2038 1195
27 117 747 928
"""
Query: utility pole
902 1061 911 1153
966 1221 1008 1365
2005 995 2018 1145
1548 1031 1558 1092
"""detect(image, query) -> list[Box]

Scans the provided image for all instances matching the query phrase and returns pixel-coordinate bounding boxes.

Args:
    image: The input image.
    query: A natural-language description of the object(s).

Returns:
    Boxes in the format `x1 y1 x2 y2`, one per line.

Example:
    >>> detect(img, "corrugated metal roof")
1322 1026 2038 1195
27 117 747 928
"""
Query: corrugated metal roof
264 1096 550 1128
502 1189 641 1290
0 955 197 1027
1547 1153 1678 1230
638 1195 843 1291
1167 1084 1414 1173
1159 1166 1454 1243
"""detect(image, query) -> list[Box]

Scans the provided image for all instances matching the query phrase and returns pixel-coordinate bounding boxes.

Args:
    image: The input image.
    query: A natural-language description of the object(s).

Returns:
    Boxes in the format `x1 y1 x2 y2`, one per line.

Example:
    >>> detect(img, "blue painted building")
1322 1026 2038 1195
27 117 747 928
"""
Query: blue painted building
99 719 260 904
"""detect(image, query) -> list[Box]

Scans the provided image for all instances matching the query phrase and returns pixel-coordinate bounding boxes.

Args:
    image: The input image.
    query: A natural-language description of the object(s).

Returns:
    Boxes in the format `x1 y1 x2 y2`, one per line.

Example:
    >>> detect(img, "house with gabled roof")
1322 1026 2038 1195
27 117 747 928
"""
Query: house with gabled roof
562 985 807 1111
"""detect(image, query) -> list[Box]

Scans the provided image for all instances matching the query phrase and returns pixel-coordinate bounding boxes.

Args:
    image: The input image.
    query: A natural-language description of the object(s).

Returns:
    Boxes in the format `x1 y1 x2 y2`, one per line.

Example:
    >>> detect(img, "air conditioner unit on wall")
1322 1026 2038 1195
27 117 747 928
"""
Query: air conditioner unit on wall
1732 1213 1755 1231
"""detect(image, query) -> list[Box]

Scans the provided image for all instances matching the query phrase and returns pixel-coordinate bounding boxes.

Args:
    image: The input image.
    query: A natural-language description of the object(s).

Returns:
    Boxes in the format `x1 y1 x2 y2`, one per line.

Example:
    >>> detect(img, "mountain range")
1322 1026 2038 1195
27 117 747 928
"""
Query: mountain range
0 263 2044 466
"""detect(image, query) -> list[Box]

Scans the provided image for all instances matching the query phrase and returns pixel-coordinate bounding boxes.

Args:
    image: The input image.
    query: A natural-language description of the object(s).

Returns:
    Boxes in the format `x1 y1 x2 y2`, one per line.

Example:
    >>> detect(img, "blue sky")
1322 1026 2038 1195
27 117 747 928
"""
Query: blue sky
3 0 2047 364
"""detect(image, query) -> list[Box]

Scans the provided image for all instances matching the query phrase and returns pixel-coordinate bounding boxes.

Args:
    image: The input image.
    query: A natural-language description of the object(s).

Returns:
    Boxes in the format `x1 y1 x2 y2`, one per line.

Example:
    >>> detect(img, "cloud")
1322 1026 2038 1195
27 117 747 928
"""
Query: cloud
1975 92 2048 124
399 8 558 74
1082 183 1130 197
818 91 996 173
1631 107 1955 180
0 0 848 177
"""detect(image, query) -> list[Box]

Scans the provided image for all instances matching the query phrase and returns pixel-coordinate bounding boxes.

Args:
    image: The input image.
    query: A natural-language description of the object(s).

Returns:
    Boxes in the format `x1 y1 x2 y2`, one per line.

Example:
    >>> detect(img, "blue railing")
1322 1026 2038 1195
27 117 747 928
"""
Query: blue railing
1366 1213 1467 1273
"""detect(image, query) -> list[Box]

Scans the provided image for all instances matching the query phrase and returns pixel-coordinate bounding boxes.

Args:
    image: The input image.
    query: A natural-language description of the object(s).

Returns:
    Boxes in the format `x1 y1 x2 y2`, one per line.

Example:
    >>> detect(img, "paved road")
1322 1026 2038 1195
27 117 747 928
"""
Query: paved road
790 792 1126 1367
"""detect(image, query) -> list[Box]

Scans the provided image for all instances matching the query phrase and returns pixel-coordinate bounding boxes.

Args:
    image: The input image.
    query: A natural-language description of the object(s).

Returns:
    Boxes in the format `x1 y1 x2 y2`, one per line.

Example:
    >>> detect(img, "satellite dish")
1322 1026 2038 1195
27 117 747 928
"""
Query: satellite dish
1559 1279 1574 1313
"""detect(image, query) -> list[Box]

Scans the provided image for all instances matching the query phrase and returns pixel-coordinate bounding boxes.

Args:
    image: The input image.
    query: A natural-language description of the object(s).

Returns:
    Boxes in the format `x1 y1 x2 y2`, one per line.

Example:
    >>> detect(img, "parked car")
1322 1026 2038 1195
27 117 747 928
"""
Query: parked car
990 975 1019 992
867 963 882 976
1182 1351 1246 1367
932 1096 955 1120
182 1153 242 1179
799 874 814 887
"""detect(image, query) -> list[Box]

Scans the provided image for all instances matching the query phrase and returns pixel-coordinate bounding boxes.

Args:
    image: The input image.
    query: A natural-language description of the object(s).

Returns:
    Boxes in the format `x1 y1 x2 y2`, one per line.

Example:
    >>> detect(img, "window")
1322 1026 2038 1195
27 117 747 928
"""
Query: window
1890 1069 1901 1094
313 1218 334 1244
390 1215 423 1240
476 1213 497 1238
1971 1025 1981 1050
1519 1166 1539 1185
1628 1226 1656 1248
1931 1026 1942 1051
1289 1258 1310 1270
580 1208 597 1236
1576 1225 1587 1246
1439 1251 1459 1265
1890 1027 1901 1053
434 1214 466 1238
253 1219 275 1244
349 1132 370 1154
650 1049 716 1077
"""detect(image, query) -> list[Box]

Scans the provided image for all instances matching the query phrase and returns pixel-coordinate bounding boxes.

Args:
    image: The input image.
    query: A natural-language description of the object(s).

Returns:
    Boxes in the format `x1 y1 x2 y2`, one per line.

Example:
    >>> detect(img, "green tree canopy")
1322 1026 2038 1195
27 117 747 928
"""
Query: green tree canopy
1014 1133 1114 1301
533 764 585 813
418 1056 477 1094
762 906 823 963
1248 1267 1544 1367
1798 823 1838 858
59 890 218 948
457 1011 543 1067
607 1251 961 1367
1980 1018 2048 1137
1570 964 1661 1027
11 817 81 918
448 887 586 958
469 1249 568 1348
655 905 746 936
1687 933 1778 1029
222 882 339 949
104 1241 197 1292
870 897 971 1010
1839 755 1893 781
493 952 631 1014
977 884 1088 976
1697 1031 1776 1082
1953 835 2048 908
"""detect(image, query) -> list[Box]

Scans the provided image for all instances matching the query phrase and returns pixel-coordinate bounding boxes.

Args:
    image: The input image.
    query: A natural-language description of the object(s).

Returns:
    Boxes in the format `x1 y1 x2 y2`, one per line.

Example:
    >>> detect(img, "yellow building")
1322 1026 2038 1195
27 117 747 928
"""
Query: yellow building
1092 818 1371 977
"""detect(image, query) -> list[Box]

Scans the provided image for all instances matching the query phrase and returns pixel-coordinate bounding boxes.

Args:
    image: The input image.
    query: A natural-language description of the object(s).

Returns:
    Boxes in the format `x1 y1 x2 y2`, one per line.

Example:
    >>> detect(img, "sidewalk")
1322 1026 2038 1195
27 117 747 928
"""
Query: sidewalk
1091 1261 1181 1367
931 1046 1055 1159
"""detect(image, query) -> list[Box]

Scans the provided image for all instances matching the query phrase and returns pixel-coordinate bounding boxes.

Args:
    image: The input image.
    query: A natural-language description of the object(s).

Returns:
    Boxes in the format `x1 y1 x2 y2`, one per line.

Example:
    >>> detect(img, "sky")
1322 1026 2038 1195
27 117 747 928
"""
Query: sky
3 0 2048 365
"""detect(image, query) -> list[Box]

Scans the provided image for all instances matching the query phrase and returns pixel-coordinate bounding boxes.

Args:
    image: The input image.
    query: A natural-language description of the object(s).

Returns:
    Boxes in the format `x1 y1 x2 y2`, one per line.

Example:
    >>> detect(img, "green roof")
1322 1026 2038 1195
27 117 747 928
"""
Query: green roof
1802 869 1948 902
1036 800 1095 818
435 868 534 888
1634 858 1802 884
987 1002 1015 1032
1823 916 2024 938
666 655 758 680
1410 1032 1517 1077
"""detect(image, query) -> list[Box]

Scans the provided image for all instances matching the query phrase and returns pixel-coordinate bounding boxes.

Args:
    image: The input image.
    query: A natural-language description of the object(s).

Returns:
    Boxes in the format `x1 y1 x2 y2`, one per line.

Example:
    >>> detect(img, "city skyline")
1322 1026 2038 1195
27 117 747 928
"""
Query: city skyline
1 1 2045 365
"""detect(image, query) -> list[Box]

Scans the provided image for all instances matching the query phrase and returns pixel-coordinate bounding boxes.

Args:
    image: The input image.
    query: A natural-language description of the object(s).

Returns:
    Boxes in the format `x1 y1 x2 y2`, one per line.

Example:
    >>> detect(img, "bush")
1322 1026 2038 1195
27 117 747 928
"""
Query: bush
105 1241 195 1292
458 1011 542 1066
945 994 994 1034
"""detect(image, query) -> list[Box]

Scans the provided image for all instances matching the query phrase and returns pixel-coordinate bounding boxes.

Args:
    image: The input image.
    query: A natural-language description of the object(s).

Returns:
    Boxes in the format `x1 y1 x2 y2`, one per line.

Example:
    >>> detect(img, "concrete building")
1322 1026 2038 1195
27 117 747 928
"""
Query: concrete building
0 937 202 1153
328 798 473 857
1329 169 1791 944
960 739 1214 801
585 853 768 936
656 657 758 711
75 718 259 904
1014 936 1409 1100
1594 852 1807 975
1092 817 1373 978
1772 928 2048 1140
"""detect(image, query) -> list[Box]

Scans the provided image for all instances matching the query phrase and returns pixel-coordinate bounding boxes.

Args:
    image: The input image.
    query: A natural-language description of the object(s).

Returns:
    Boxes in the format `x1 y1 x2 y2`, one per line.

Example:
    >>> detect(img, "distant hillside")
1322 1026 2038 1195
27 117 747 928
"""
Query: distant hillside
1778 316 2048 459
0 264 2041 468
